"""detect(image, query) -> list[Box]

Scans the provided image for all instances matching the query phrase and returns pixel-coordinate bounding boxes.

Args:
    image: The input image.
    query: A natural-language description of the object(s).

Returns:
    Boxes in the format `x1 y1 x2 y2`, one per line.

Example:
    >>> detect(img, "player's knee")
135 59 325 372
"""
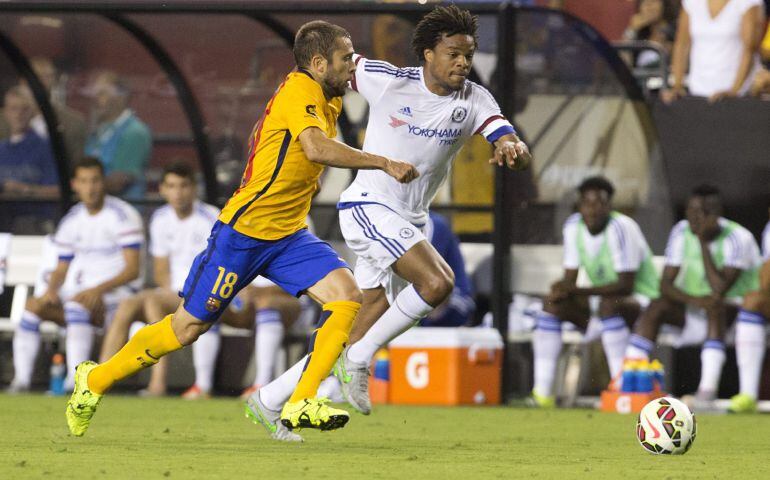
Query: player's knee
336 286 363 304
742 291 765 312
25 297 43 315
542 300 561 316
420 271 454 305
597 298 615 318
598 296 624 318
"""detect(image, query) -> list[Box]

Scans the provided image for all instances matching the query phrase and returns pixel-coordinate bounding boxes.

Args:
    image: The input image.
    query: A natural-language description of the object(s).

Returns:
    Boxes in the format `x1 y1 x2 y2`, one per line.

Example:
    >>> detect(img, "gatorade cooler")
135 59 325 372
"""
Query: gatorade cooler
388 327 503 406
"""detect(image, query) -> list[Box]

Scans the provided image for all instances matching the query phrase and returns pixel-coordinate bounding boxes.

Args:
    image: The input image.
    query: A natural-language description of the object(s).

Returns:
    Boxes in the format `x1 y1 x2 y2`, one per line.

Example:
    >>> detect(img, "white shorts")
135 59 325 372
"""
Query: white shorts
339 203 426 300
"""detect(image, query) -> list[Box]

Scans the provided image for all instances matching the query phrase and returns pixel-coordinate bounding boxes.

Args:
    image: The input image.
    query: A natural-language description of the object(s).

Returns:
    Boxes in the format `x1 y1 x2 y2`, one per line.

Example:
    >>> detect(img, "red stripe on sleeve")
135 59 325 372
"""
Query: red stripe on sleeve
474 114 505 135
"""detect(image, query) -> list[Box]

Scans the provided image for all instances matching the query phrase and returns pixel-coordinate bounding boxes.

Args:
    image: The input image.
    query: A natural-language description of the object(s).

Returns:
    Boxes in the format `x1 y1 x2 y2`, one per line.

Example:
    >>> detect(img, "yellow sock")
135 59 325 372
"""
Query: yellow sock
88 315 182 394
290 300 360 402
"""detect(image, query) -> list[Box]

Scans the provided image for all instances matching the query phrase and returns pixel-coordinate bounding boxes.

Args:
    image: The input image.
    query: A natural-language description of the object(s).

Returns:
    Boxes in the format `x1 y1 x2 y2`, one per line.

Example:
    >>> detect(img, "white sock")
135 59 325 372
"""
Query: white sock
698 339 726 395
64 301 93 390
254 309 285 386
735 309 767 399
12 311 42 387
532 312 562 398
624 334 653 361
259 354 308 411
193 325 221 393
317 375 344 403
347 285 433 365
601 316 630 379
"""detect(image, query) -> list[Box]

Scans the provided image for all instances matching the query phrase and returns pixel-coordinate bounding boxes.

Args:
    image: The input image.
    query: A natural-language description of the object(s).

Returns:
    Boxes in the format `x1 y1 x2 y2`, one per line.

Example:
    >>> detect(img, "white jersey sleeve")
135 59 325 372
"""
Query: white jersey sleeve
664 221 688 267
722 224 760 270
562 213 580 270
350 54 420 105
762 221 770 261
149 207 171 259
0 233 10 294
116 204 145 249
607 214 646 272
469 82 516 144
53 206 81 261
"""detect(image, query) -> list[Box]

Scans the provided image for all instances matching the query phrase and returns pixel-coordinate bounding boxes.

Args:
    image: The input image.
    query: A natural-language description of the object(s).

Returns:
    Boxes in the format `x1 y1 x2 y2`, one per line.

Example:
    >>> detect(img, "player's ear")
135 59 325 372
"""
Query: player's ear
424 49 434 63
310 53 327 74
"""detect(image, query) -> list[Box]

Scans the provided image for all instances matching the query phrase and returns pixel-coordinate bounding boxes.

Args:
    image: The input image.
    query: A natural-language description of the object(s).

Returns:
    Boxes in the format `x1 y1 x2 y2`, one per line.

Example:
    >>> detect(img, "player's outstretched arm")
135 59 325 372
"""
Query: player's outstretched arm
489 133 531 171
298 127 419 184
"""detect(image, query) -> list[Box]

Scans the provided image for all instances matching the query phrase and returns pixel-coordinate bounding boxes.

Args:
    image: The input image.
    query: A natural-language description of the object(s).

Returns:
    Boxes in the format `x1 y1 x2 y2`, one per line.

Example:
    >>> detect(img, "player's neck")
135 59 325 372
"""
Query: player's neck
585 216 610 236
422 67 452 96
300 67 333 101
701 226 721 243
174 204 194 220
84 198 105 215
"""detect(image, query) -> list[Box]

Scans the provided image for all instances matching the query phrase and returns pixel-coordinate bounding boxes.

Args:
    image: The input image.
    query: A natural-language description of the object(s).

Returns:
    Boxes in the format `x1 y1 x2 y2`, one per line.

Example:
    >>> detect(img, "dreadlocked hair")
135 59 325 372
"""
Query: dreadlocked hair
412 4 478 63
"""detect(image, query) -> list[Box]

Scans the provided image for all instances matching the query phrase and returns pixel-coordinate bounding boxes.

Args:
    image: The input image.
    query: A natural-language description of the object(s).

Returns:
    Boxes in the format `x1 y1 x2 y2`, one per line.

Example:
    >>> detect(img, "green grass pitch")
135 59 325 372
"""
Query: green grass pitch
1 394 769 479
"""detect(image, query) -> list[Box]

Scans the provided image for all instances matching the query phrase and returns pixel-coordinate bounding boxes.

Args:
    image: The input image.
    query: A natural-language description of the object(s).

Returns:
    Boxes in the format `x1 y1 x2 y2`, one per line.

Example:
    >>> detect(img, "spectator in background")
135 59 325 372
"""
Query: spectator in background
751 22 770 95
419 212 475 327
0 57 87 165
663 0 765 103
0 86 59 199
750 64 770 95
85 71 151 200
762 20 770 63
623 0 676 68
0 86 60 233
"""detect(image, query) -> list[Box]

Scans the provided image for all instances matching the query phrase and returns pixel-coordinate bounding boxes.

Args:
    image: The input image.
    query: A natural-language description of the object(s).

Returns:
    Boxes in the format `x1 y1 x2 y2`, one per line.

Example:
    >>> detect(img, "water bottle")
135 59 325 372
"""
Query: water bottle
620 359 639 393
49 353 66 396
373 349 390 382
650 359 665 392
636 359 654 393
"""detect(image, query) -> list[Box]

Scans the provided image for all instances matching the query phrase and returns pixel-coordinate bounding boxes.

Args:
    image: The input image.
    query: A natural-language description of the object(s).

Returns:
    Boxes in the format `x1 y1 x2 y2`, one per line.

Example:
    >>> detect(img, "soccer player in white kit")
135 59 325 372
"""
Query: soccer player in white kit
625 185 761 411
10 157 143 392
531 177 659 408
250 5 531 435
729 212 770 413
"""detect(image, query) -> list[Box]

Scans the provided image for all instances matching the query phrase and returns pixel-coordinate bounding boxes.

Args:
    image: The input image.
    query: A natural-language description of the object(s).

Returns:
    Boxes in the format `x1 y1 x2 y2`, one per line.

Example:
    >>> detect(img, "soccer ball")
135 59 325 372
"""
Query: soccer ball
636 396 696 455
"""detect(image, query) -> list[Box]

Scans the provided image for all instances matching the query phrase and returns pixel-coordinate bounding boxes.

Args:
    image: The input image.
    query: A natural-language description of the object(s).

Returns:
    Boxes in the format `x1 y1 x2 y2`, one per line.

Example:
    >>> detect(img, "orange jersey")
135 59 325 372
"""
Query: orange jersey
219 70 342 240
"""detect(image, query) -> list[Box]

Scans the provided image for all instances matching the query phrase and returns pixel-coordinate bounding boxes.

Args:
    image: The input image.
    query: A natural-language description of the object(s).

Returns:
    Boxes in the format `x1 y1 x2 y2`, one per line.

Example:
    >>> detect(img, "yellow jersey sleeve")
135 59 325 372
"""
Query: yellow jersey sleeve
281 80 331 140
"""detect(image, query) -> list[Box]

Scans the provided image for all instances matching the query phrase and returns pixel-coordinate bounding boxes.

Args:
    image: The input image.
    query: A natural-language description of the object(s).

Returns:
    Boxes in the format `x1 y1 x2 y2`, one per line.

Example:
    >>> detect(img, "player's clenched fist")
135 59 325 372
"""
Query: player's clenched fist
383 158 420 184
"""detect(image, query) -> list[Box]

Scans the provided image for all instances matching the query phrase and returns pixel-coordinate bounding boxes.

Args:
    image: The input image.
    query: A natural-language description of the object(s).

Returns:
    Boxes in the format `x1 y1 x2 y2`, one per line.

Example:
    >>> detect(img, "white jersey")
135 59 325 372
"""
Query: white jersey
562 212 651 272
761 220 770 261
0 233 10 294
339 55 515 225
664 218 760 269
54 196 144 291
149 201 219 292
